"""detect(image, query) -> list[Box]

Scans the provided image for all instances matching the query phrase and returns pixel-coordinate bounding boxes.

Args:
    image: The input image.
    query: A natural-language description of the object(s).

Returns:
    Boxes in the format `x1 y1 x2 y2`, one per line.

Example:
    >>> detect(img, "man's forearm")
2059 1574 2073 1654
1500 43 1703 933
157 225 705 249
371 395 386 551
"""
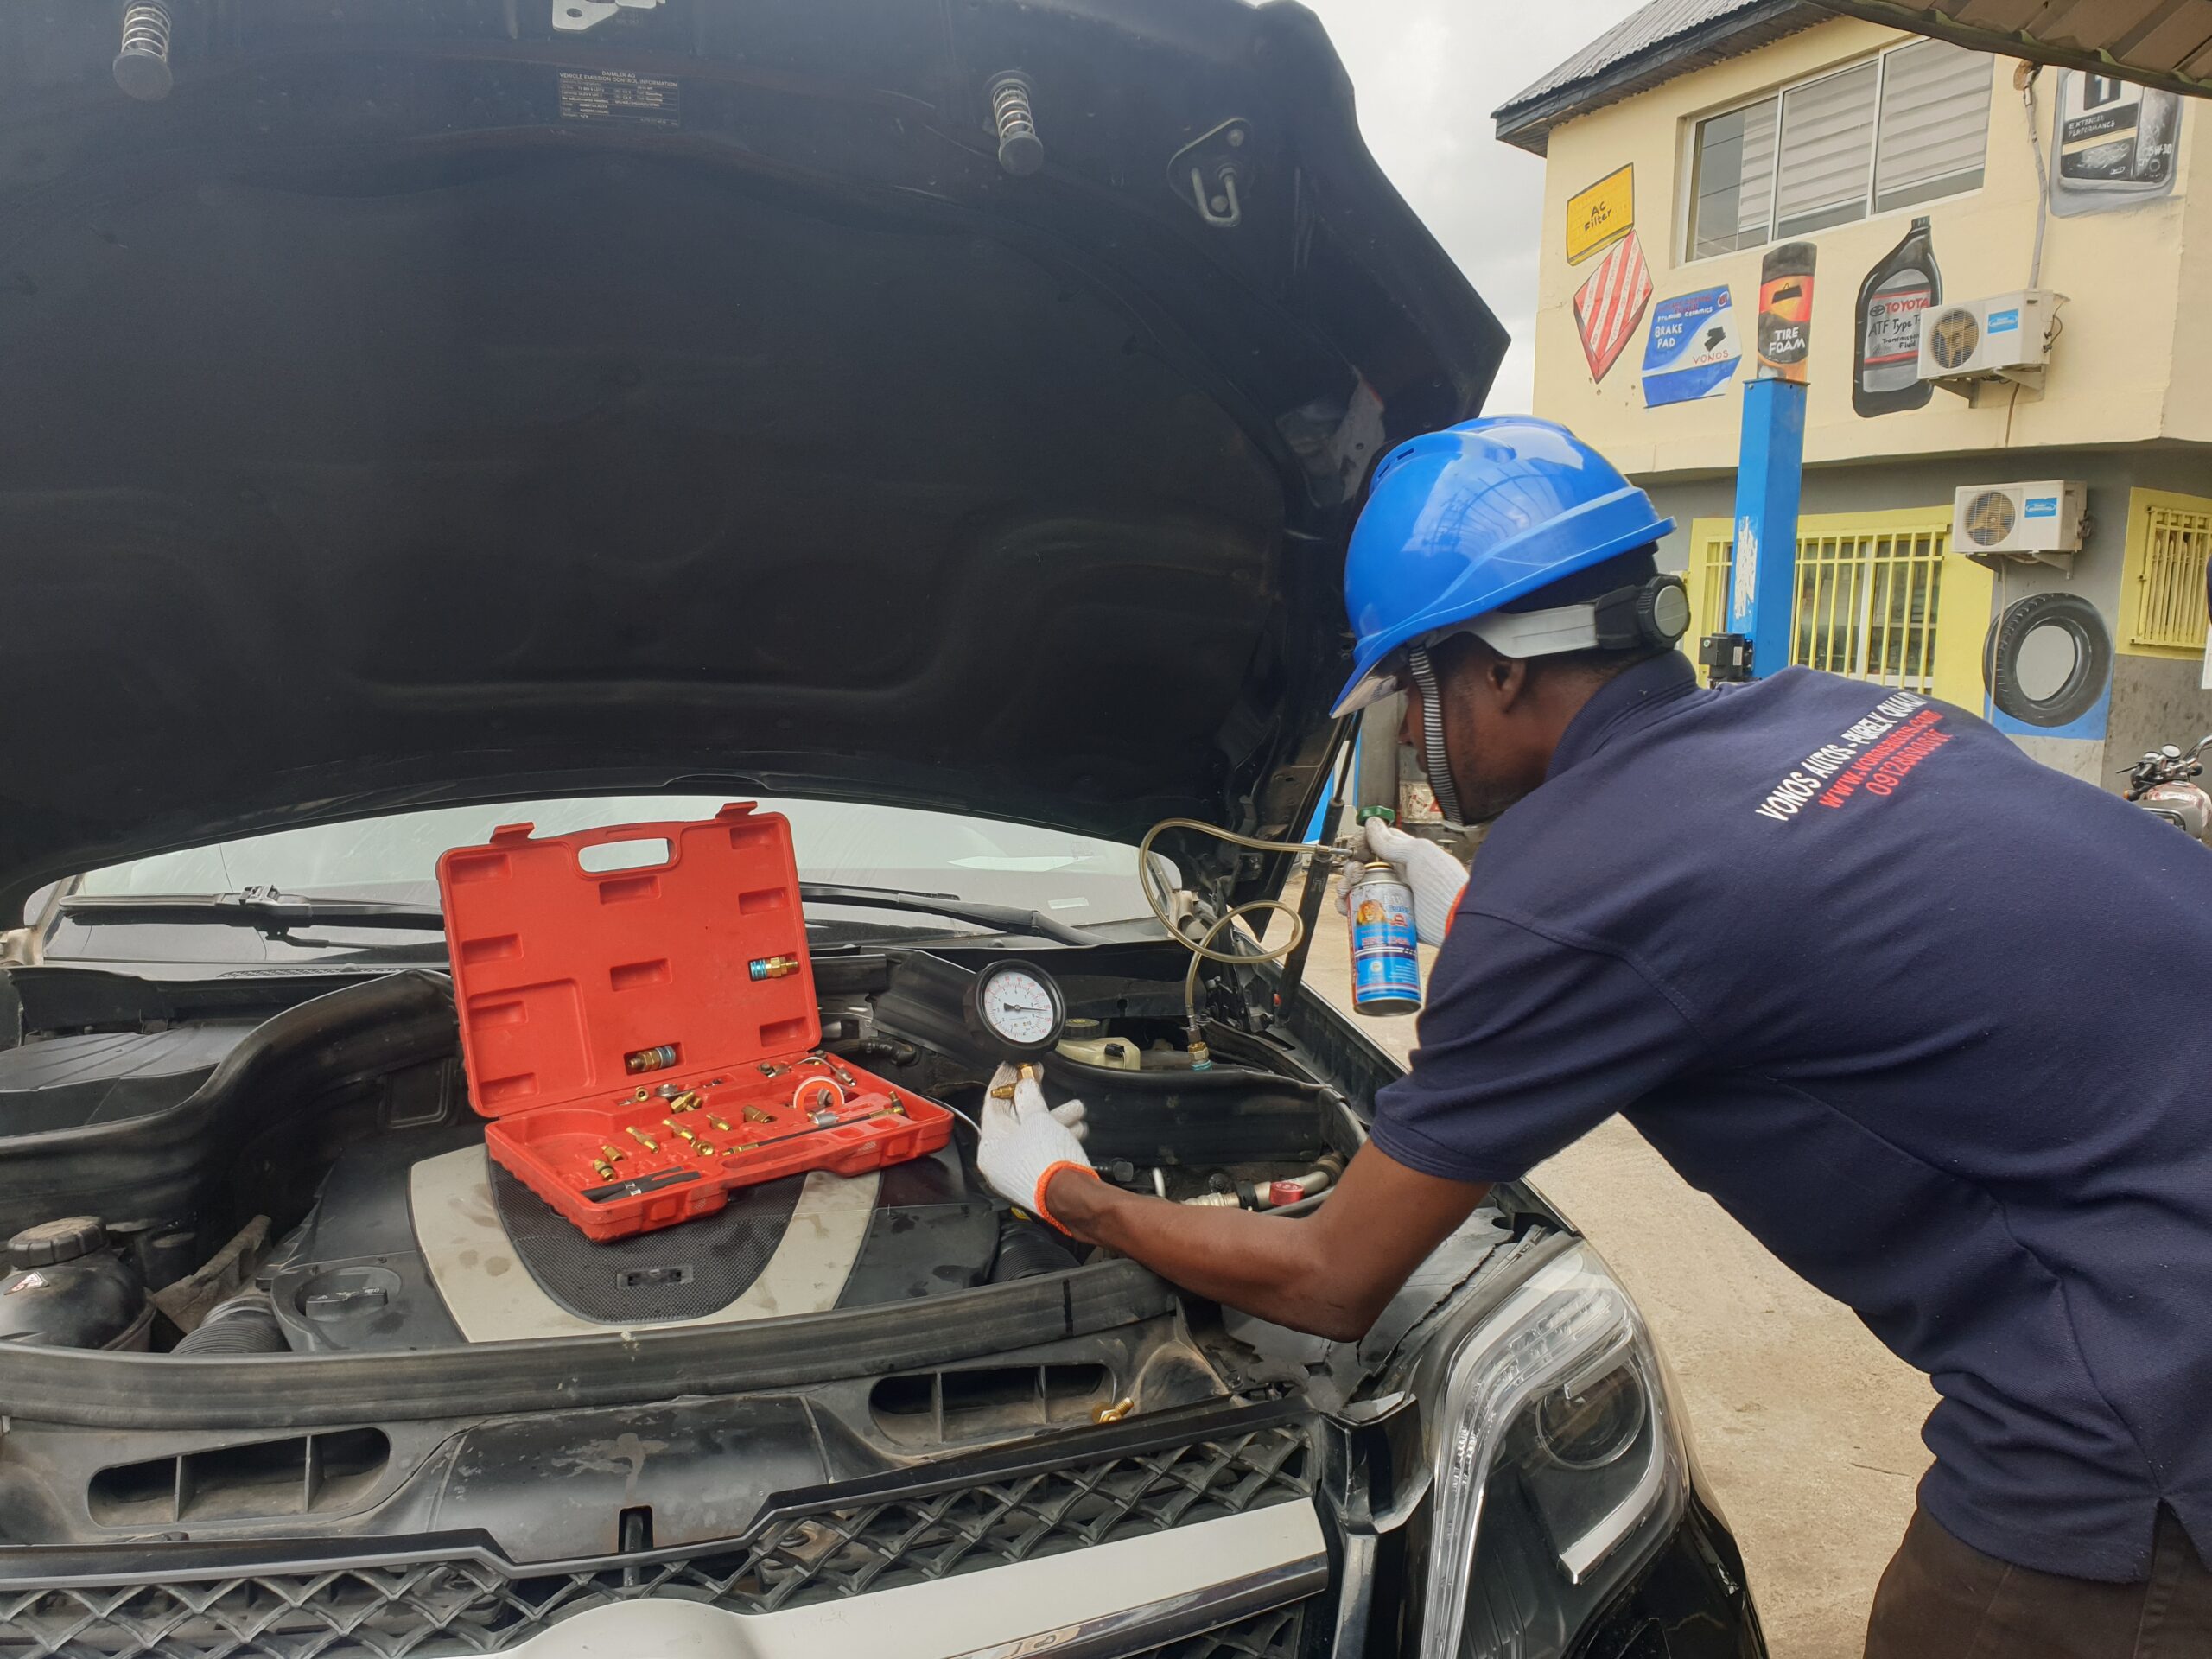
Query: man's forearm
1040 1150 1493 1344
1044 1171 1377 1341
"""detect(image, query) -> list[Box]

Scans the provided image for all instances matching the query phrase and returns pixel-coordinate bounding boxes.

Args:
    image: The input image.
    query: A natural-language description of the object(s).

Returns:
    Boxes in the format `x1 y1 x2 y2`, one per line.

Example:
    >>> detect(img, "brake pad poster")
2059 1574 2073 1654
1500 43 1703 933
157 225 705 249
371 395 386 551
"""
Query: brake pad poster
1641 286 1740 406
1573 230 1651 384
2050 71 2180 217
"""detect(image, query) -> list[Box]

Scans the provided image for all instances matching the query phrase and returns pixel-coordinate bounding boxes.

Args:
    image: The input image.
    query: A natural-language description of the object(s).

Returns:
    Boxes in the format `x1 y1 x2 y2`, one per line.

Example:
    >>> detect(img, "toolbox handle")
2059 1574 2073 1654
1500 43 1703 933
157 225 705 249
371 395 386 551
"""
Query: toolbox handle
478 804 760 871
577 836 674 874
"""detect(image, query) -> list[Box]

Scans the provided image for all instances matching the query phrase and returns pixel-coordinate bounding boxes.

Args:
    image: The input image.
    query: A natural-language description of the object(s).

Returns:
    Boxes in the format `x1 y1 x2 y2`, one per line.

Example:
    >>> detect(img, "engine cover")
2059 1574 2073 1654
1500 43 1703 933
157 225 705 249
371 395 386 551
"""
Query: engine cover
266 1128 997 1352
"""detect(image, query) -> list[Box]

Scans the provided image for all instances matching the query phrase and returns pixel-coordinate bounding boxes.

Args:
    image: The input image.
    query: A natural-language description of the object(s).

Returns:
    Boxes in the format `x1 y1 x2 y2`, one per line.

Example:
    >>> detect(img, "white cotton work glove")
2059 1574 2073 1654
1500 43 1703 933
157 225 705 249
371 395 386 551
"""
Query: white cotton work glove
976 1063 1096 1230
1336 817 1468 948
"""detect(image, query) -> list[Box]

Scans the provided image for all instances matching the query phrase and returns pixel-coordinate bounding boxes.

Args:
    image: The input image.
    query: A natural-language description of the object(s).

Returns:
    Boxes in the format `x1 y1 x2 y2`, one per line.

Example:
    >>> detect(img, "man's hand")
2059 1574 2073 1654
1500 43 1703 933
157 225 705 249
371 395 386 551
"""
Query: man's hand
1043 1143 1489 1342
975 1063 1095 1230
1338 817 1469 947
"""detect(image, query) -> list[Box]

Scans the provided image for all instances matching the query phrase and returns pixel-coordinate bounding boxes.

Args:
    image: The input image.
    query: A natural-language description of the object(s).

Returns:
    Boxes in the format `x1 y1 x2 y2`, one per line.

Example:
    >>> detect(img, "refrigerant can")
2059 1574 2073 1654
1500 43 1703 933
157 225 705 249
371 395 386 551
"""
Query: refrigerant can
1346 861 1421 1015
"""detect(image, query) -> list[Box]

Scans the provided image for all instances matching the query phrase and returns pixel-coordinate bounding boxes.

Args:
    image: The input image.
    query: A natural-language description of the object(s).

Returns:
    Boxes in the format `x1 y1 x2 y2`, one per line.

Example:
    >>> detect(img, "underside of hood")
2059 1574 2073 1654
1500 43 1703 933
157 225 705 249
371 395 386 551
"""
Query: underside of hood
0 0 1504 919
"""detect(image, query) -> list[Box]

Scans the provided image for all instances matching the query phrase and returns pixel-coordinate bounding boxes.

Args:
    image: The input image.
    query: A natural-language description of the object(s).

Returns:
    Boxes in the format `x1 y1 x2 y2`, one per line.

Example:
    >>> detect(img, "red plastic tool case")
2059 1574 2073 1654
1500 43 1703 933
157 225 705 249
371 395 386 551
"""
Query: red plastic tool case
436 804 952 1243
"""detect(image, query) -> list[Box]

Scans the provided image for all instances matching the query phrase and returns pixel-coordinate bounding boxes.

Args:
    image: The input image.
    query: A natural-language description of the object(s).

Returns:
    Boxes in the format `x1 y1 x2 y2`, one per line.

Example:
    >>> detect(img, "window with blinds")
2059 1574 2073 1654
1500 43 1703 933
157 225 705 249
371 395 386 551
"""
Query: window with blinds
1688 96 1779 258
1685 39 1991 258
1875 40 1992 211
1775 62 1878 235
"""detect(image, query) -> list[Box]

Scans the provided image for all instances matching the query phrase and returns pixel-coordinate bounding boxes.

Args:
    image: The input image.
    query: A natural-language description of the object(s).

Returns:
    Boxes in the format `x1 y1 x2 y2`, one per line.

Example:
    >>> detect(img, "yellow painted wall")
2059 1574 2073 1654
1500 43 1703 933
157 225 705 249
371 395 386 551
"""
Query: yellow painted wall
1529 15 2212 469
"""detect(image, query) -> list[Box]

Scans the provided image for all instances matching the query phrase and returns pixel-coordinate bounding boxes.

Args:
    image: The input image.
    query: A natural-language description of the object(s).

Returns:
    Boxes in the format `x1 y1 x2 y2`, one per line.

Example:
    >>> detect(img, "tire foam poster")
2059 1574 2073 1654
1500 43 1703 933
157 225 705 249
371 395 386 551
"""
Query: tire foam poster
1754 243 1816 382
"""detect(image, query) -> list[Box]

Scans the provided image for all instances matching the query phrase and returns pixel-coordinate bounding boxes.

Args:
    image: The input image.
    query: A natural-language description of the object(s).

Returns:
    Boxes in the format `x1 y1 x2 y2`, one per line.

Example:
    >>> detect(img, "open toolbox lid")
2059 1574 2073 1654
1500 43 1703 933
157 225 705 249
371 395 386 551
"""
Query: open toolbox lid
437 804 819 1118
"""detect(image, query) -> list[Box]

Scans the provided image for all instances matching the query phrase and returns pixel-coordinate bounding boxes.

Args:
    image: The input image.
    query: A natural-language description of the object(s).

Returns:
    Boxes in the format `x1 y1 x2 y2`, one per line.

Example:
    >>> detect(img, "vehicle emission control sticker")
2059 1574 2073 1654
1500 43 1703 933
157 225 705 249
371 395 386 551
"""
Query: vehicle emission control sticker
559 69 681 128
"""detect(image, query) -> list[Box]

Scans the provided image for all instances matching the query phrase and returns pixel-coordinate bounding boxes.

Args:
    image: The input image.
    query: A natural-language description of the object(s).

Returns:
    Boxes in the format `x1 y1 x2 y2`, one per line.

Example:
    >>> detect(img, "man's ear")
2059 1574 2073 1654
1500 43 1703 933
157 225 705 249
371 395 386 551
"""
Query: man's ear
1487 652 1533 713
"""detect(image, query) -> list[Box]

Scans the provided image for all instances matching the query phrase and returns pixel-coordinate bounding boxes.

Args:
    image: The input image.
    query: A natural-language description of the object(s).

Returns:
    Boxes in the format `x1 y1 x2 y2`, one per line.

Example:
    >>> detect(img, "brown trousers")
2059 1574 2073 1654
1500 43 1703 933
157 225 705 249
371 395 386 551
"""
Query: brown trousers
1864 1506 2212 1659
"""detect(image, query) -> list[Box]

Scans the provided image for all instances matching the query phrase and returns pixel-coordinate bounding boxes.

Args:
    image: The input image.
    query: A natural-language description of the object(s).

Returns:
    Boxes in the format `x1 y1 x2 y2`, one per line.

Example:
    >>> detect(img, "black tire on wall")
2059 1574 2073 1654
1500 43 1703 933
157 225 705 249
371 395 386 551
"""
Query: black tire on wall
1981 590 2113 728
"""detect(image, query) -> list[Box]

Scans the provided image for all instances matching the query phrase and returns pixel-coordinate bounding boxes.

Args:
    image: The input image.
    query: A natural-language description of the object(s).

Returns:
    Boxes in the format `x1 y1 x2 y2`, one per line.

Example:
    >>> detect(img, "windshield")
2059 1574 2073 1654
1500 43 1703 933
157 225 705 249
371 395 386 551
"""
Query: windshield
48 797 1151 967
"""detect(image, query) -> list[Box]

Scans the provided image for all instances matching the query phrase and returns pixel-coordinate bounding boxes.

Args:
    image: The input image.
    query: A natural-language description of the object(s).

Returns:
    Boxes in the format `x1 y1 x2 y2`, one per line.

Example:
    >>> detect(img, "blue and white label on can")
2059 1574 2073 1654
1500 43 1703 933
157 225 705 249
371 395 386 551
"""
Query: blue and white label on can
1348 871 1422 1014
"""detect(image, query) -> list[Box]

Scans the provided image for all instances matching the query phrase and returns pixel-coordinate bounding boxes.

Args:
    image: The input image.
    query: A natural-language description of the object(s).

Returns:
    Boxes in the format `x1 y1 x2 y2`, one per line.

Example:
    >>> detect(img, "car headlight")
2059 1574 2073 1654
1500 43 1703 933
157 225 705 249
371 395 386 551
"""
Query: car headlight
1419 1243 1687 1659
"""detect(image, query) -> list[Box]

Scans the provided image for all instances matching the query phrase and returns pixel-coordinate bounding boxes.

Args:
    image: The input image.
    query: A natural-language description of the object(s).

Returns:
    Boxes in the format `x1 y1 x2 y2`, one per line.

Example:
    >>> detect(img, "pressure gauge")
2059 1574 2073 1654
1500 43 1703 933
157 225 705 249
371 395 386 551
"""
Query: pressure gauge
964 960 1067 1056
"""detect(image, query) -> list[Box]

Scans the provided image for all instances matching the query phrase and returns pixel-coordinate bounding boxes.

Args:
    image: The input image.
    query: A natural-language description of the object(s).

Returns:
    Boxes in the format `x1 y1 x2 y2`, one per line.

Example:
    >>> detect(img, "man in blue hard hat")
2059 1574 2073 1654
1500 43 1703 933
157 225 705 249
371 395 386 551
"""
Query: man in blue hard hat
976 416 2212 1656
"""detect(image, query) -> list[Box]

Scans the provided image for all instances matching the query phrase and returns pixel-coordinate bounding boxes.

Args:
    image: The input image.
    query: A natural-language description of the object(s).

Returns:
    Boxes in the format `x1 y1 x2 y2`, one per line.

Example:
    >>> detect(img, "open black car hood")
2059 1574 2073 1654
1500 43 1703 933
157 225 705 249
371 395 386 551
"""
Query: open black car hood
0 0 1503 920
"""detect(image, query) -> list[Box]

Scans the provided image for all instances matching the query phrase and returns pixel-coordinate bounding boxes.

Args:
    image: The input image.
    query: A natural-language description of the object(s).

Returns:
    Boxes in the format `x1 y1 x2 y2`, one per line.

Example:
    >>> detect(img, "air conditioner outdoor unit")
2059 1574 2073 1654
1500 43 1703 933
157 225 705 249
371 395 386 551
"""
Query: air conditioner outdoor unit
1951 480 2087 570
1917 291 2062 397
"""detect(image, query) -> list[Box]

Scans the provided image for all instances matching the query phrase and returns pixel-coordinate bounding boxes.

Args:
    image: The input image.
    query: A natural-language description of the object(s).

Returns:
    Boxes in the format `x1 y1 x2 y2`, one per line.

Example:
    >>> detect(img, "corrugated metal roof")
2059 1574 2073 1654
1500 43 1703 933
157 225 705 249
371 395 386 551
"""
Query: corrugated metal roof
1502 0 1770 111
1494 0 1824 154
1820 0 2212 98
1495 0 2212 157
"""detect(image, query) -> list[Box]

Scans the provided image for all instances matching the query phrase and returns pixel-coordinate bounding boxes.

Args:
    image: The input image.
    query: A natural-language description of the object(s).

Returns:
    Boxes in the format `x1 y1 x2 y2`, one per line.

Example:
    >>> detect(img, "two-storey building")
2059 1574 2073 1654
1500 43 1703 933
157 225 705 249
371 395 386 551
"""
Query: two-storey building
1496 0 2211 785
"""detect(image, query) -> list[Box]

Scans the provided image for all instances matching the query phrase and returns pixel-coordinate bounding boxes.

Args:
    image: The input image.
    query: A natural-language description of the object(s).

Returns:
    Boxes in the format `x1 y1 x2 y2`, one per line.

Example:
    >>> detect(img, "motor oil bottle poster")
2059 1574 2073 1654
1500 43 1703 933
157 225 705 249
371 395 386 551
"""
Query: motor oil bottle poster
1755 242 1816 381
2050 70 2180 217
1641 286 1740 406
1854 217 1937 416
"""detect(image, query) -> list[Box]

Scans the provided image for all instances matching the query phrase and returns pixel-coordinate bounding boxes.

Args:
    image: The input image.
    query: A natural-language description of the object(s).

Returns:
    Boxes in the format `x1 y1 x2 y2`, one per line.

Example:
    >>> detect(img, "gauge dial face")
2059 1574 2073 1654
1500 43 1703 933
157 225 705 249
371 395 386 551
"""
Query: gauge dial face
976 963 1064 1052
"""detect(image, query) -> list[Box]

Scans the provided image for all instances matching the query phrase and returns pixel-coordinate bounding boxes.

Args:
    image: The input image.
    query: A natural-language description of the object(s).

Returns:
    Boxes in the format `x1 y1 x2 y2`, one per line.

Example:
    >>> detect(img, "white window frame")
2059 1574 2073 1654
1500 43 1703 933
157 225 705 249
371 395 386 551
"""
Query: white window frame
1680 38 1990 264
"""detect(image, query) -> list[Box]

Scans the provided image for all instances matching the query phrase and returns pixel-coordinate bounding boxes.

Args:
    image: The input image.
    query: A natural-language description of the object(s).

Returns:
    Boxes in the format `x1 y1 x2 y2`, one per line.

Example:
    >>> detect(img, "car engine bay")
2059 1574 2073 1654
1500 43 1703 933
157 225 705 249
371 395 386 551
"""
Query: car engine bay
0 944 1371 1363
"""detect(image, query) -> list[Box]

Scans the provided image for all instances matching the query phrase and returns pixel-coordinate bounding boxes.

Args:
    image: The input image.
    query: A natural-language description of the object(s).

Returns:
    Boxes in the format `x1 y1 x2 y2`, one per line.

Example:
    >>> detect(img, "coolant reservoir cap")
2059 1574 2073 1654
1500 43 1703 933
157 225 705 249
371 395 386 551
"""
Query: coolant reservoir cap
8 1217 107 1269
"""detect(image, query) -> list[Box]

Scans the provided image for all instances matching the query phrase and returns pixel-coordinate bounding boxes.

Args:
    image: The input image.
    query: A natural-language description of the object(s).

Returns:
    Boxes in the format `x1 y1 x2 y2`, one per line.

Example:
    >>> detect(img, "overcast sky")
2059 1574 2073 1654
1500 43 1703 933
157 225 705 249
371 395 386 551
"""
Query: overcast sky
1301 0 1649 410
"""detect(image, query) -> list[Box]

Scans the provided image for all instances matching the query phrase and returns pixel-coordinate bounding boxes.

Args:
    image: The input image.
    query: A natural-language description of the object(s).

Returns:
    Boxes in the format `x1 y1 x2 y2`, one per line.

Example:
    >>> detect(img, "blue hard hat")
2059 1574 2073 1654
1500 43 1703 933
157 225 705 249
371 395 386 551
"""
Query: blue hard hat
1330 416 1675 716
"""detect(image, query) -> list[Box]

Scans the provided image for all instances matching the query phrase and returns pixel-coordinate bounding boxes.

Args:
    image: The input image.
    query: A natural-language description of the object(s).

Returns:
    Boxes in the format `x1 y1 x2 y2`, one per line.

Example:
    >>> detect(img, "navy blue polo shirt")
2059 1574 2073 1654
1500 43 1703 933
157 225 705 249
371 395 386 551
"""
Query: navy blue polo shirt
1371 652 2212 1582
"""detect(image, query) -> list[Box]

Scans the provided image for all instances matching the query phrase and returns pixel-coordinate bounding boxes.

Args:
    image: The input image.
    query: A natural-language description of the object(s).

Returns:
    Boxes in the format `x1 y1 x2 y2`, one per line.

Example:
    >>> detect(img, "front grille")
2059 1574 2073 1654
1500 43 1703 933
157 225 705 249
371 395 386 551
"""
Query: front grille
0 1421 1312 1658
1147 1600 1311 1659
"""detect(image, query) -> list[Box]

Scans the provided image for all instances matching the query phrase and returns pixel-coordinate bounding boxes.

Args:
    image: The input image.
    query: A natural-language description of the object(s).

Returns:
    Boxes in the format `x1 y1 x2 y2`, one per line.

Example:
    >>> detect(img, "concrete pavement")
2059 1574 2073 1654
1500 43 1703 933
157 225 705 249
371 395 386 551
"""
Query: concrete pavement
1292 882 1935 1659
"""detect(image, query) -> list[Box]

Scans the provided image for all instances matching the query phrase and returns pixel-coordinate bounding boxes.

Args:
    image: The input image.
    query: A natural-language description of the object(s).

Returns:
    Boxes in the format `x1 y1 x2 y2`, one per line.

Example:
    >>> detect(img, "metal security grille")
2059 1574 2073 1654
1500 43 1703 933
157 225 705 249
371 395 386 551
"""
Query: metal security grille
1790 524 1946 692
1693 523 1948 693
1695 533 1733 642
2132 502 2211 651
0 1423 1312 1659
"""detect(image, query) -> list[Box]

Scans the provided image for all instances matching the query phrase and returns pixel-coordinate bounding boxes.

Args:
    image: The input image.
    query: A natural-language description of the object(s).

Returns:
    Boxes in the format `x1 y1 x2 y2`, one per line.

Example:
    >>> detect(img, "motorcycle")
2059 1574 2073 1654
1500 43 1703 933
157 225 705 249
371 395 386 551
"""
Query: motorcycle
2124 736 2212 843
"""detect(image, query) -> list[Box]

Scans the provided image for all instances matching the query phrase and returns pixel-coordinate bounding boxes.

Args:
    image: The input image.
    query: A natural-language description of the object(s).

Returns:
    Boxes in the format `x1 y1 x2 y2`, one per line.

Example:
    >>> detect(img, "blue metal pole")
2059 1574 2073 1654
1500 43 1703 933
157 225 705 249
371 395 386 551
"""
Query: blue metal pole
1728 376 1808 678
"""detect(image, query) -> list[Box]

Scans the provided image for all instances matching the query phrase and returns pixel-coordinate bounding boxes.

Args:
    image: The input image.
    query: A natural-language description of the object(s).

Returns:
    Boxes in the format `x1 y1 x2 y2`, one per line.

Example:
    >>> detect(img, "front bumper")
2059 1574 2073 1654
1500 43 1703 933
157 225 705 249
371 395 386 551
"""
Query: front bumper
176 1505 1320 1659
0 1434 1761 1659
0 1409 1322 1659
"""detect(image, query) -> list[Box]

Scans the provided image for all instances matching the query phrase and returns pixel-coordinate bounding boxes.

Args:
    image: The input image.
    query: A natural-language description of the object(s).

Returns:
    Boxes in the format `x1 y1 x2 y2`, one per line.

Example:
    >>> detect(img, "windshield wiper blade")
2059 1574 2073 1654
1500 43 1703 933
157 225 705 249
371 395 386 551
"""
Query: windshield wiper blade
798 883 1092 947
60 887 1094 947
58 892 446 936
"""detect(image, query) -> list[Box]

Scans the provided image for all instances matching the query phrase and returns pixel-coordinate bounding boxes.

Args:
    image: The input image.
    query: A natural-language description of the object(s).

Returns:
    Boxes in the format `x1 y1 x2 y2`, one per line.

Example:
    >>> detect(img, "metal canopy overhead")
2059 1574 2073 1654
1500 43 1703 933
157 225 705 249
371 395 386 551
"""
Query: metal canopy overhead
1815 0 2212 96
